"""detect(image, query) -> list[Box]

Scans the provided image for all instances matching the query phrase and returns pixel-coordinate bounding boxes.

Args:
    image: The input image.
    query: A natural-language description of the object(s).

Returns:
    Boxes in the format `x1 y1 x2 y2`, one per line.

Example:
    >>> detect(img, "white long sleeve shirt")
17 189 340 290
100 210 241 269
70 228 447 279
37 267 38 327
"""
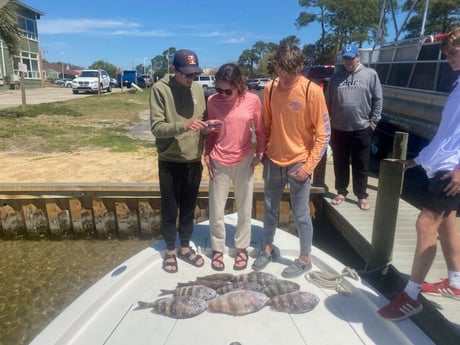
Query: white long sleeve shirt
414 76 460 178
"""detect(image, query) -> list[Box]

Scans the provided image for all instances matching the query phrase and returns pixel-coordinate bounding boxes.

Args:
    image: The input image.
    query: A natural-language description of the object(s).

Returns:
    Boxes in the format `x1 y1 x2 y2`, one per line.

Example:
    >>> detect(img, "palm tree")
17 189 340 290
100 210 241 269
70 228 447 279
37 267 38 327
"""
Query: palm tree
0 0 23 55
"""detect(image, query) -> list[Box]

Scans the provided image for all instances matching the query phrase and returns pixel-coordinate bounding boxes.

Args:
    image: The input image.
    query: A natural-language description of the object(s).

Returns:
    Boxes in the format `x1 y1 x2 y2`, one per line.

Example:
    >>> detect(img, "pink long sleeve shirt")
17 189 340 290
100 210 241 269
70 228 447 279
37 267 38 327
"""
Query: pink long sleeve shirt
206 92 265 166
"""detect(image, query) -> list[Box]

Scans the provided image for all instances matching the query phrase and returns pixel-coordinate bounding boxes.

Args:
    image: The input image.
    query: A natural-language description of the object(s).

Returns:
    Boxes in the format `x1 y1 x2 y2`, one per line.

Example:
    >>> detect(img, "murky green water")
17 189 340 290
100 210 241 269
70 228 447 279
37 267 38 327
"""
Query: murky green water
0 239 154 345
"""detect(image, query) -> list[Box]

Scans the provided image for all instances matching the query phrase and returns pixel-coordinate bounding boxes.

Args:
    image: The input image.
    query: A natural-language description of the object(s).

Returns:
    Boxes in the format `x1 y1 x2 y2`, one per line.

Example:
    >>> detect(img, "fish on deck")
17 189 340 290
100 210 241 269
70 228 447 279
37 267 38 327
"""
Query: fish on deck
207 290 269 316
215 281 264 295
159 285 217 300
268 291 320 314
177 273 235 290
134 296 208 319
231 271 278 286
196 273 234 282
263 280 300 297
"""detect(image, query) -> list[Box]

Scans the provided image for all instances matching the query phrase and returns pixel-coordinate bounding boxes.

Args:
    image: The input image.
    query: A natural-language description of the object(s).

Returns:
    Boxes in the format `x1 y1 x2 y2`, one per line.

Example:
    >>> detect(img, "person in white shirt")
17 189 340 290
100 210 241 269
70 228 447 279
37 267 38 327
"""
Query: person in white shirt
378 27 460 321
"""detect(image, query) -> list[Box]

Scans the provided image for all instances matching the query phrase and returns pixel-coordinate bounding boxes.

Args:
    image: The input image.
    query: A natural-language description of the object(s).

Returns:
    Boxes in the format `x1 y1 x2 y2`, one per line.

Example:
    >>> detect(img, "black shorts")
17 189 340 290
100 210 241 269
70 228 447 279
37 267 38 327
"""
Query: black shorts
422 170 460 215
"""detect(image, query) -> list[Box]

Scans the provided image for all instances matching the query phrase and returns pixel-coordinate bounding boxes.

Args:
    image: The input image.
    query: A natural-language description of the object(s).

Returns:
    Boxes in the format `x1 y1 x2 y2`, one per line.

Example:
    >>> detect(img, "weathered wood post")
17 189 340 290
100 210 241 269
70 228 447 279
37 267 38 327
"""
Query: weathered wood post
392 131 409 160
368 159 405 270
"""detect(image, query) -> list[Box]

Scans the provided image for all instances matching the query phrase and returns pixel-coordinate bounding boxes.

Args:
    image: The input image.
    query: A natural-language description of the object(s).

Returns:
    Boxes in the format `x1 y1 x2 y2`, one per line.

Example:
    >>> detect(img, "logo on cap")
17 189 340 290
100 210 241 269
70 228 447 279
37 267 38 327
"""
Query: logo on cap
186 55 197 65
342 44 359 58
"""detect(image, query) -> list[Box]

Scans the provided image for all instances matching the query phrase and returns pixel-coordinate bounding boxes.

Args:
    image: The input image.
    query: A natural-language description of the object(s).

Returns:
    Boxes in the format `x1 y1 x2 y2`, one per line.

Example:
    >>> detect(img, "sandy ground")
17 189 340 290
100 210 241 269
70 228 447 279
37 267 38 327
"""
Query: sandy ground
0 87 267 184
0 149 158 183
0 149 269 183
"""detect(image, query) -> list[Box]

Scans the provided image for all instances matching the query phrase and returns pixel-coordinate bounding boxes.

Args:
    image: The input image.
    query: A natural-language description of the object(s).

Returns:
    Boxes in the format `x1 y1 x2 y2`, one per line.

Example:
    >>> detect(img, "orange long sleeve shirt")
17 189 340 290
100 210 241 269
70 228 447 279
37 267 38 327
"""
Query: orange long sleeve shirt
263 76 330 175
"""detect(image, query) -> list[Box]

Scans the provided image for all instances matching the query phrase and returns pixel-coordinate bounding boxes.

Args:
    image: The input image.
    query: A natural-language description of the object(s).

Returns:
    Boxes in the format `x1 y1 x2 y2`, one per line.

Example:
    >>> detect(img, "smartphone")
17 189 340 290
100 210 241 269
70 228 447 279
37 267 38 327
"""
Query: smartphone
207 121 223 127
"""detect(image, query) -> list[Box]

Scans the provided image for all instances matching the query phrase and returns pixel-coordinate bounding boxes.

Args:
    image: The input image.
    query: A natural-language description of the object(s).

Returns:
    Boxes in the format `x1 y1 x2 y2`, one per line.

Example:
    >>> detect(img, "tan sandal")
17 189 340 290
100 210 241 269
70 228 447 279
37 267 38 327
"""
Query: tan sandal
331 194 345 205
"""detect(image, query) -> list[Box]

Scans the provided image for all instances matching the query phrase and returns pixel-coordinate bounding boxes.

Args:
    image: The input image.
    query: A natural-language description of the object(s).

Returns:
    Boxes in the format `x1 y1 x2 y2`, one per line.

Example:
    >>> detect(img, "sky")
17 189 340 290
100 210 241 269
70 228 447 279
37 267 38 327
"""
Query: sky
24 0 323 71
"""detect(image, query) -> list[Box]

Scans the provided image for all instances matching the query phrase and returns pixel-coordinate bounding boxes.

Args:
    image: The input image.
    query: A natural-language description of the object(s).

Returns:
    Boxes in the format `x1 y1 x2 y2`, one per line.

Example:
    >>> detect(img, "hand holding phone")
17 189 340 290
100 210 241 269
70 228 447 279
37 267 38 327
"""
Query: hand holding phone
207 120 224 128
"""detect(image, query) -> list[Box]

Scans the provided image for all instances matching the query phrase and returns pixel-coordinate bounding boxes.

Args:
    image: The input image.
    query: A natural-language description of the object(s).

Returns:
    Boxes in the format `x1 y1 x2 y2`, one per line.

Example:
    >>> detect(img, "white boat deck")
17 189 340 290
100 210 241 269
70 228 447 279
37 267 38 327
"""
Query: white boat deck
30 214 435 345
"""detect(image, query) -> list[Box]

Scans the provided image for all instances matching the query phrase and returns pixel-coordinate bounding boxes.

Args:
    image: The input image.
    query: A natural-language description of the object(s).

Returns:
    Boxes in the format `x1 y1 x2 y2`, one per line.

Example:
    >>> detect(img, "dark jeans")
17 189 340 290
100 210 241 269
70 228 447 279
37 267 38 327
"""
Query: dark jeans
330 127 372 199
158 160 203 251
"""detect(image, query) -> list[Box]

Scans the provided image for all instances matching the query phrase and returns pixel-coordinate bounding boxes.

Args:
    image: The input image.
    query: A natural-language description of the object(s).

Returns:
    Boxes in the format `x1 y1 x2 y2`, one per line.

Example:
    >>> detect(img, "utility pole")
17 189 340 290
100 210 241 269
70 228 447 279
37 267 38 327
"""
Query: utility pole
61 52 65 78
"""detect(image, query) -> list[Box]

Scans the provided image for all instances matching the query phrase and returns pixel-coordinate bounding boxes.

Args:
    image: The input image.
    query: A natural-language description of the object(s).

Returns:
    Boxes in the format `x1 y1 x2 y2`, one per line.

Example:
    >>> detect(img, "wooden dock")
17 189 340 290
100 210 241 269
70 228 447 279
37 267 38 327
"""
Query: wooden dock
321 158 460 344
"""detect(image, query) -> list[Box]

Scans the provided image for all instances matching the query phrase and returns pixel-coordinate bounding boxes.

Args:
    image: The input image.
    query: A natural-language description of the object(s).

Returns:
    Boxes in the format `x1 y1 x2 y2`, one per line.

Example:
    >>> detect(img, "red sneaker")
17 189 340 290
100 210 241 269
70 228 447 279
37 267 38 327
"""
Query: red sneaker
421 279 460 300
377 291 422 321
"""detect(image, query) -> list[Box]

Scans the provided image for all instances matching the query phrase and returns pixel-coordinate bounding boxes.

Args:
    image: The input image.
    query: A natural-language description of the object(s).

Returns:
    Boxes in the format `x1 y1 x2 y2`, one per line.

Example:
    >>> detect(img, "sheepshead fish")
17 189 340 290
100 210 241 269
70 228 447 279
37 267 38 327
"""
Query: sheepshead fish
207 290 269 316
268 291 320 314
263 280 300 297
215 281 264 295
196 273 234 282
176 280 229 289
159 285 217 300
135 296 207 319
176 273 234 290
231 271 278 286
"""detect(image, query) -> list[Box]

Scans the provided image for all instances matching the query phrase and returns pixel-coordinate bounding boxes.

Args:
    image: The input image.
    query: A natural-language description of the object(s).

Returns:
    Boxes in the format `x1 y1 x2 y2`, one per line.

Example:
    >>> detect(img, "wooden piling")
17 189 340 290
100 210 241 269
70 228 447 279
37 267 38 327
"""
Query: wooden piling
368 159 404 270
392 131 409 160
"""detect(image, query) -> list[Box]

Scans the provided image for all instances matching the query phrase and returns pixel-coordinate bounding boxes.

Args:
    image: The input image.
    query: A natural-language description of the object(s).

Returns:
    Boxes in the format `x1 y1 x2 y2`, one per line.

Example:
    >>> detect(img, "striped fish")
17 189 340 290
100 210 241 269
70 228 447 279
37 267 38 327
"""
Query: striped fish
231 271 278 286
175 280 229 289
207 290 269 316
159 285 217 300
268 291 320 314
215 281 264 295
135 296 207 319
263 280 300 297
196 273 234 282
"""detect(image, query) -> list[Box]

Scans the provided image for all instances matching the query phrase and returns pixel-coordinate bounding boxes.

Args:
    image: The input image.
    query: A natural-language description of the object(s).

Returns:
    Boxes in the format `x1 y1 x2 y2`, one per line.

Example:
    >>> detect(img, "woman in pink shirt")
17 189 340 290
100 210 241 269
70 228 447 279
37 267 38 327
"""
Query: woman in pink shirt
205 63 266 271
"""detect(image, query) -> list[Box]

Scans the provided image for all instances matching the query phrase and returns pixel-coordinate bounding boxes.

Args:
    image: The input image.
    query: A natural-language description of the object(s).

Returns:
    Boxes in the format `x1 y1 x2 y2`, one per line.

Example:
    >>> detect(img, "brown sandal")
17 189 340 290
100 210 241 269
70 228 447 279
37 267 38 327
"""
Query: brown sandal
233 249 248 271
177 247 204 267
162 253 178 273
211 251 225 271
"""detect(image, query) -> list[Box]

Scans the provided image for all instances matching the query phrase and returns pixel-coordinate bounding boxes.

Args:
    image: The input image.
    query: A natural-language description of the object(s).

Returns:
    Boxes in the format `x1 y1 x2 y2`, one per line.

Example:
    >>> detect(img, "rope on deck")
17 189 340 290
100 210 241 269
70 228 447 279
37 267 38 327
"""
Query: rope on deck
305 266 359 295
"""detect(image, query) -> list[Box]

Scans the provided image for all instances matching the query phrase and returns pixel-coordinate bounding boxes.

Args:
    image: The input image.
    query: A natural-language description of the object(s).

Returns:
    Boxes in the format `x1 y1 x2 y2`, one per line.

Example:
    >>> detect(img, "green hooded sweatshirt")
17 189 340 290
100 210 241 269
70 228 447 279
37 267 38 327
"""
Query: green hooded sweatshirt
150 74 206 163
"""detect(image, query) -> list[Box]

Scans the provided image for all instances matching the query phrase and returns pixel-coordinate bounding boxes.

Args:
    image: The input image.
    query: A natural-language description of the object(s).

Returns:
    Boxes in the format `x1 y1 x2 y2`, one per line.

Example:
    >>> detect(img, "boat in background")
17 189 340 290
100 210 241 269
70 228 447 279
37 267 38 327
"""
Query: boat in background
30 214 435 345
334 0 460 160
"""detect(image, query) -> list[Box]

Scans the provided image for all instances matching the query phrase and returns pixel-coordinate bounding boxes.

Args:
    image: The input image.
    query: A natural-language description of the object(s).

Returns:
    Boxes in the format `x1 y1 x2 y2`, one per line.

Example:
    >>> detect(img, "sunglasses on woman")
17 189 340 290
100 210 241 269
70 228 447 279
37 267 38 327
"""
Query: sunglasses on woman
216 87 233 96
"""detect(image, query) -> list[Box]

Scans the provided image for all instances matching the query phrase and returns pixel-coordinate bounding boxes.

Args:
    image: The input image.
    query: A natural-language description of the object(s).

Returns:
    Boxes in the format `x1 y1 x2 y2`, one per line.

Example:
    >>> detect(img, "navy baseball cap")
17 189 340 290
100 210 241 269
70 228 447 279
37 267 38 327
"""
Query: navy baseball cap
342 44 359 58
173 49 203 74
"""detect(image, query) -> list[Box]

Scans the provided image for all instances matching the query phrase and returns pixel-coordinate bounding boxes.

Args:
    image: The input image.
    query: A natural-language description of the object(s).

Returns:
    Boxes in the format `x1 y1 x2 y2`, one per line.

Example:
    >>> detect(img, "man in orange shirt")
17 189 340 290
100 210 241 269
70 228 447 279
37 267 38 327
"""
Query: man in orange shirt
252 44 330 278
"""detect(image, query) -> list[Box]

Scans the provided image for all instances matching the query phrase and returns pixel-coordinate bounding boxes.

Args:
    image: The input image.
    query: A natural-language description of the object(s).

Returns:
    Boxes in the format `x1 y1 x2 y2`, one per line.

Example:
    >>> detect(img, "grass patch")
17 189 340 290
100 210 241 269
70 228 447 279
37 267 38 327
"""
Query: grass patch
0 102 81 118
0 90 154 153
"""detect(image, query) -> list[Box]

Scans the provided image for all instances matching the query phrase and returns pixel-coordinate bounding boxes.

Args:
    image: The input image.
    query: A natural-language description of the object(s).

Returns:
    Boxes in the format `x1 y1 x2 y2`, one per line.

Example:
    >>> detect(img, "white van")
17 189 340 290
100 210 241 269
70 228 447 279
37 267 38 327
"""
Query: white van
193 75 215 91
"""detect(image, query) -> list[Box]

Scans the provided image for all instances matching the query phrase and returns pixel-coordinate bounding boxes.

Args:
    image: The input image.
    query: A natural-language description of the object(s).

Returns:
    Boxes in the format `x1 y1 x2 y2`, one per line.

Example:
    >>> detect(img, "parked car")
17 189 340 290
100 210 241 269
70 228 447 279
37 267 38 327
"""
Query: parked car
142 74 153 87
302 65 335 90
55 78 73 88
246 79 258 90
193 75 215 91
246 78 271 90
117 70 147 88
110 78 118 88
72 70 112 94
256 78 271 89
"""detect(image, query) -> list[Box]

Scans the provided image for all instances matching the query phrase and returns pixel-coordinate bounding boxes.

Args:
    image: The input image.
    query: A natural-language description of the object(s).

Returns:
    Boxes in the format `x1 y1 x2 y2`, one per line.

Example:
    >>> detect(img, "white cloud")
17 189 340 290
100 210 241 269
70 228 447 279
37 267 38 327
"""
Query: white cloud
37 19 140 34
223 37 246 44
104 29 172 37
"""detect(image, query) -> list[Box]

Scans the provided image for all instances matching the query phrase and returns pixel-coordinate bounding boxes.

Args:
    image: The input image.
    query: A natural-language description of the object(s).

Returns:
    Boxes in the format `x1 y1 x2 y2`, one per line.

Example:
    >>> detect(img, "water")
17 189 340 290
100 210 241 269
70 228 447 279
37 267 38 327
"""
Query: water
0 239 154 345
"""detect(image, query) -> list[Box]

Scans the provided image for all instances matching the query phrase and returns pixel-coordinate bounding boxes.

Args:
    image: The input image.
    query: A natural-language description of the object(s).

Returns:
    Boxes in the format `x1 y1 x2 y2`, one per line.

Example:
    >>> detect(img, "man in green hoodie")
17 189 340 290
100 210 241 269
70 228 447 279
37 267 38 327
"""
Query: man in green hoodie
150 49 208 273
